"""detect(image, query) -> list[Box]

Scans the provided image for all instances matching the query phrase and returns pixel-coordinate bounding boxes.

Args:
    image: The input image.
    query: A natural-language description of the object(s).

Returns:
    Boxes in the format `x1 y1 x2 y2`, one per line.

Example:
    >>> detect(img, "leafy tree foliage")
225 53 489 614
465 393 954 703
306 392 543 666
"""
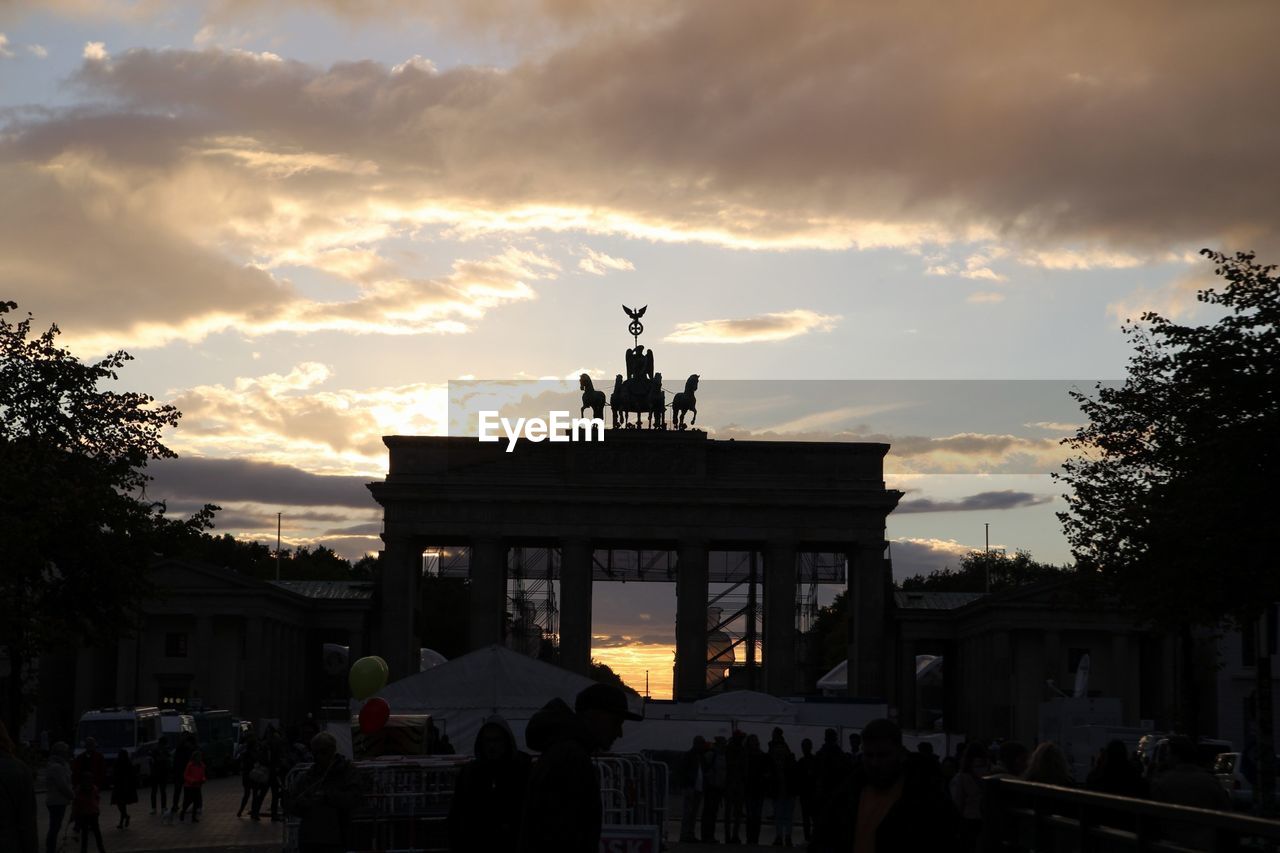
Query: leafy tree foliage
589 659 627 691
0 301 212 733
1057 250 1277 629
899 550 1072 593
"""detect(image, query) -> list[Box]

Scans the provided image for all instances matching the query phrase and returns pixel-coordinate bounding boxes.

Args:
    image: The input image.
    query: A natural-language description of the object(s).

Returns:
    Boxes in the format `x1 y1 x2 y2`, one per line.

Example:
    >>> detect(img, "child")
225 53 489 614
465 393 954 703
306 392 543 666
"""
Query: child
72 779 107 853
178 749 207 823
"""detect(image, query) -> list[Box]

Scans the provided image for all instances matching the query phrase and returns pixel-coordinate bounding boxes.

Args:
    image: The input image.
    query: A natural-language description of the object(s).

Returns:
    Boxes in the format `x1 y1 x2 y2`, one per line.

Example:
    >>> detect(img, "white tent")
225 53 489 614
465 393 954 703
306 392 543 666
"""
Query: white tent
694 690 798 723
365 645 598 753
816 660 847 695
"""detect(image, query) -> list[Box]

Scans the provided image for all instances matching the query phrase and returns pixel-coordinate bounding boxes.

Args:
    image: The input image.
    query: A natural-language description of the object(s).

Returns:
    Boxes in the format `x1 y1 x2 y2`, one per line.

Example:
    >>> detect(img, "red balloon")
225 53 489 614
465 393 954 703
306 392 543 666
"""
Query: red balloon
359 697 390 734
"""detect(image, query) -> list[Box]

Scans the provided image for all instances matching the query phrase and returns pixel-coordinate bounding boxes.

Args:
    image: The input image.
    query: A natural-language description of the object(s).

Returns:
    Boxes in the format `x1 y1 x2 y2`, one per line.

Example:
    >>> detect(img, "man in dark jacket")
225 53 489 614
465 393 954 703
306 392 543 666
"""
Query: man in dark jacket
520 682 642 853
287 731 366 853
812 718 957 853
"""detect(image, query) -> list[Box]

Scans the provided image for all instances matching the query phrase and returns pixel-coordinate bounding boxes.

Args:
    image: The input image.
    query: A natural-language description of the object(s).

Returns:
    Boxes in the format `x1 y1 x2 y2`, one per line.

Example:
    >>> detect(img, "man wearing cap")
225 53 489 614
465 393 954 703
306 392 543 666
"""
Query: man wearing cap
520 682 642 853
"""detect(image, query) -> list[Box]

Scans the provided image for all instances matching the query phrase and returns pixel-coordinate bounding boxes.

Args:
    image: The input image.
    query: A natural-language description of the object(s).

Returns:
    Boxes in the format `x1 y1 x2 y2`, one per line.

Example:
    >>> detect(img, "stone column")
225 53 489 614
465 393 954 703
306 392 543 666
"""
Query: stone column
1113 633 1139 726
559 539 594 676
194 614 214 705
379 538 422 681
763 543 798 695
847 540 887 698
900 638 918 730
116 635 139 707
468 538 508 650
675 542 709 701
244 616 264 723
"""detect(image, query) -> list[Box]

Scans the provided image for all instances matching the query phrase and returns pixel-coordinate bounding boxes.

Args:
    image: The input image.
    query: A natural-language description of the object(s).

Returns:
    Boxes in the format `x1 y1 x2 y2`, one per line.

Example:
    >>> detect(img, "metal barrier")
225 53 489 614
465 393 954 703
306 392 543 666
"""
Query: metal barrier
983 777 1280 853
595 753 669 831
283 752 668 853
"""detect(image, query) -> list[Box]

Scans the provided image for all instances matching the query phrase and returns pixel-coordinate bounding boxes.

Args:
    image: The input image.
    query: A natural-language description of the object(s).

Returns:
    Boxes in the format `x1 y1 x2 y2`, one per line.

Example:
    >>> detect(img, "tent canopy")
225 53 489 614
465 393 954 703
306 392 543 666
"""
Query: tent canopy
694 689 797 722
360 645 609 753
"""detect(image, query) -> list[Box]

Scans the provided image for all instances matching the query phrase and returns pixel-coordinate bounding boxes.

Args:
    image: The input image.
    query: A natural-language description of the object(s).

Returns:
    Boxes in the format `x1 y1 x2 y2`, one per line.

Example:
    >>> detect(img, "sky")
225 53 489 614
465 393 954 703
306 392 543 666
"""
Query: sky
3 0 1277 698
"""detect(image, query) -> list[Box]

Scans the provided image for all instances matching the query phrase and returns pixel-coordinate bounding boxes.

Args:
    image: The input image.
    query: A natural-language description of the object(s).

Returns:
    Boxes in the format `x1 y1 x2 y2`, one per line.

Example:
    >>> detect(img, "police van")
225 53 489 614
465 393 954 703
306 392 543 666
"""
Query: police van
75 706 162 783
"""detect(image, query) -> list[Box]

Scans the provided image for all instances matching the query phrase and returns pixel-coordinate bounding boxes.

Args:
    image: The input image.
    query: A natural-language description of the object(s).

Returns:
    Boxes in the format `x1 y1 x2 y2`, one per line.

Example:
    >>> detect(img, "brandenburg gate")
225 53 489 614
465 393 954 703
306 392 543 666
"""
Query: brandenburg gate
367 307 902 700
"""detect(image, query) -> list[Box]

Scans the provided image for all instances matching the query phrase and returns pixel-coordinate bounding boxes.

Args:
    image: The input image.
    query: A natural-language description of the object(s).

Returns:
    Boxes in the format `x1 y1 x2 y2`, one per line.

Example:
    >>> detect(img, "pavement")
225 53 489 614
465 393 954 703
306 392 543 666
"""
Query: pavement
38 776 284 853
35 773 810 852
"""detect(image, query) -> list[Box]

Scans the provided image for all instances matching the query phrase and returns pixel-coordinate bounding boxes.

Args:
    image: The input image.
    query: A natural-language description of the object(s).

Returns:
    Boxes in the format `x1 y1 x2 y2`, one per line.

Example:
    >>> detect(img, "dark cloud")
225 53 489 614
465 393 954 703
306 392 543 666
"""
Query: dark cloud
897 490 1052 514
888 538 975 581
148 456 375 508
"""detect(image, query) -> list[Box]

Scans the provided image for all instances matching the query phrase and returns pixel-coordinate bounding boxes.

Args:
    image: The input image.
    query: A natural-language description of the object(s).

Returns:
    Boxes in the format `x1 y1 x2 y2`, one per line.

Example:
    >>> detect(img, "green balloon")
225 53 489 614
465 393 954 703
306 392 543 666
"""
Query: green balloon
349 656 388 700
372 656 389 678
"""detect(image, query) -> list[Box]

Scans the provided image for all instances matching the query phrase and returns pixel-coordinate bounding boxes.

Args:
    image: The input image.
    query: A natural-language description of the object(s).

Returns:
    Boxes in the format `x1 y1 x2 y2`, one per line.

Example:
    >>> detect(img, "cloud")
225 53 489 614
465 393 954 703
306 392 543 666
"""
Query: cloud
0 33 12 58
1107 268 1214 323
149 456 377 507
666 309 839 343
82 41 107 61
966 291 1005 304
896 489 1052 514
709 424 1066 474
27 43 47 58
578 246 635 275
889 537 978 580
164 364 448 475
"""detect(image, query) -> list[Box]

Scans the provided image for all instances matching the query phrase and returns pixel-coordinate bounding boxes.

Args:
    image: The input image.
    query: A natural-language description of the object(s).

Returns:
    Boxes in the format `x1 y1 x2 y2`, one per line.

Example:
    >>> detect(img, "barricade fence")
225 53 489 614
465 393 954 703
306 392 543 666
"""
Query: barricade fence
984 776 1280 853
283 753 668 853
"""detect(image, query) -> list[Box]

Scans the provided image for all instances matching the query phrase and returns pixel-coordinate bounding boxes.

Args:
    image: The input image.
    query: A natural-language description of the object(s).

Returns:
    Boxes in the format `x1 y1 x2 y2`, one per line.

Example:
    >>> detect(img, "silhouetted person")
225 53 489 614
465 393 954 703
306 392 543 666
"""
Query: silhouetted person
678 735 706 843
815 728 851 810
995 741 1030 779
951 743 989 852
71 780 105 853
447 716 531 853
265 728 287 821
723 730 746 843
743 733 770 845
1150 736 1230 849
288 732 366 853
237 734 269 818
72 737 106 790
701 735 727 843
796 738 819 843
849 731 863 768
812 718 957 853
768 727 798 846
148 740 170 815
166 735 195 823
0 719 38 853
1087 739 1147 799
109 750 137 828
520 682 642 853
1023 742 1074 786
45 741 74 853
177 749 206 822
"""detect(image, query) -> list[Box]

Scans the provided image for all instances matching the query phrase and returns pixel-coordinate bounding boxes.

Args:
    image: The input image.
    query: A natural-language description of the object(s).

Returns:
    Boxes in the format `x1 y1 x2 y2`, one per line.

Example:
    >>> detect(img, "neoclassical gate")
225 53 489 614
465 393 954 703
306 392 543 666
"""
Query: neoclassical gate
368 430 901 700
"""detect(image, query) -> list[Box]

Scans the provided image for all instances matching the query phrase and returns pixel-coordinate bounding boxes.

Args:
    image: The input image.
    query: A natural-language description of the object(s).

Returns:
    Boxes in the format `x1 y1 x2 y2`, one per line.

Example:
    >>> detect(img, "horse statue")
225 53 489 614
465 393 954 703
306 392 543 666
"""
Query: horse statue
671 374 699 430
647 373 666 430
579 374 605 421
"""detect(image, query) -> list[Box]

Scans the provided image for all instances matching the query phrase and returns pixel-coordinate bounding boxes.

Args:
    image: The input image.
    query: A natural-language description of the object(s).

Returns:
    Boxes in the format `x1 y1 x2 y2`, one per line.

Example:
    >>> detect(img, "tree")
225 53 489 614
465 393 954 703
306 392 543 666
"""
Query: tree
899 550 1071 593
0 301 213 734
1057 250 1278 804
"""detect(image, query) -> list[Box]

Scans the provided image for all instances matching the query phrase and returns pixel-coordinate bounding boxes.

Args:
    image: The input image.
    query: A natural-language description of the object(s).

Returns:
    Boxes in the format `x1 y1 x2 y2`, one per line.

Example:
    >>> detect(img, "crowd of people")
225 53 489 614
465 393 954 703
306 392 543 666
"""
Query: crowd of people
1 706 1250 853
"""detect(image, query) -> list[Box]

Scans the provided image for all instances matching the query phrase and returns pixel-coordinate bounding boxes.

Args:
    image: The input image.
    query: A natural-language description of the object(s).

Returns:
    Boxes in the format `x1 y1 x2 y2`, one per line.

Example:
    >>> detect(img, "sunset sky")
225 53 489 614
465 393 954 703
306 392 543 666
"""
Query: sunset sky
4 1 1277 698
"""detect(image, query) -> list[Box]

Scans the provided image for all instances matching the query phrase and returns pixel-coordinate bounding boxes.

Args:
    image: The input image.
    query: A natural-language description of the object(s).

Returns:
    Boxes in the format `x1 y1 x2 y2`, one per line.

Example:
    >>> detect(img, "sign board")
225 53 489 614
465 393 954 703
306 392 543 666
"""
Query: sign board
599 825 661 853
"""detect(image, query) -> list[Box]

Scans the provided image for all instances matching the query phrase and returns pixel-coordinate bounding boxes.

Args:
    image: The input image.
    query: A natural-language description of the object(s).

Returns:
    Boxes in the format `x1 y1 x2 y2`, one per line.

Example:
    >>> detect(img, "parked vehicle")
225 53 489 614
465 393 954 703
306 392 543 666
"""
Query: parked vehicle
230 718 254 772
158 709 197 749
1146 736 1233 778
1214 751 1280 810
75 707 162 785
192 709 236 775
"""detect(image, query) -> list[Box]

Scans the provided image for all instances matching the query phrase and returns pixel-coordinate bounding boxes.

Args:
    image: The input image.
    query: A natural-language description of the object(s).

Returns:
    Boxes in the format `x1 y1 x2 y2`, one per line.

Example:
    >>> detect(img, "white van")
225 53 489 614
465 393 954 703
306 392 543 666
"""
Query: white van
75 706 162 782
